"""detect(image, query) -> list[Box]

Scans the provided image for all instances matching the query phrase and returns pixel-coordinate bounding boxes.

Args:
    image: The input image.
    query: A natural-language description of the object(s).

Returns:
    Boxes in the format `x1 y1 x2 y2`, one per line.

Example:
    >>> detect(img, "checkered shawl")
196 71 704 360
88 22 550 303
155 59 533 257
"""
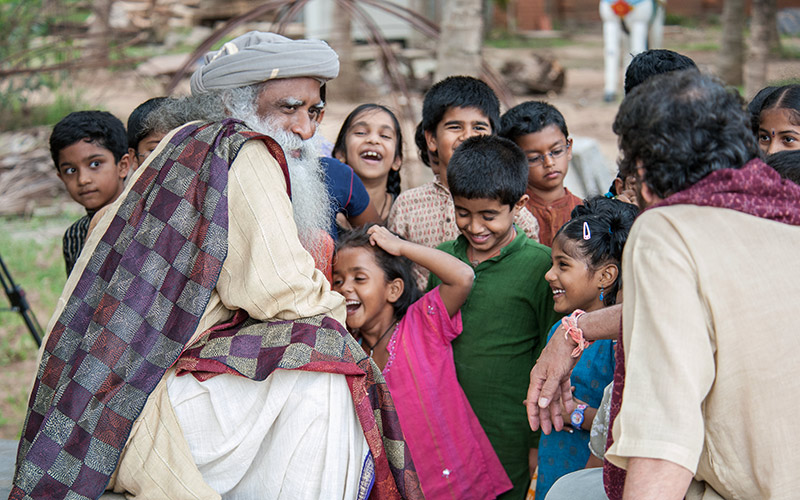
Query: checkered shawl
174 311 423 500
10 119 287 500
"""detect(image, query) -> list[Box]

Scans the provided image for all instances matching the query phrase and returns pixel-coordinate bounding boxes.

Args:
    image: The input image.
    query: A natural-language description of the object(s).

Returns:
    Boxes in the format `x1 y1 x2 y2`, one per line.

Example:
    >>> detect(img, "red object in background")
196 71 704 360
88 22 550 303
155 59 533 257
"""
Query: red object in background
611 0 634 17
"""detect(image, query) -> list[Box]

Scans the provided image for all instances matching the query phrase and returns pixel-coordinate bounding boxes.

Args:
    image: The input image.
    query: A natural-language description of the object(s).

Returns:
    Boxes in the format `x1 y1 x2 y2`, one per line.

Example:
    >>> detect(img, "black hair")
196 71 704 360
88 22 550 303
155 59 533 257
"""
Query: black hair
50 110 128 169
420 75 500 142
554 196 639 306
624 49 697 95
127 97 169 150
747 86 779 135
613 70 759 199
499 100 569 141
757 84 800 130
766 150 800 185
414 121 433 168
335 224 422 320
447 135 528 207
332 104 404 197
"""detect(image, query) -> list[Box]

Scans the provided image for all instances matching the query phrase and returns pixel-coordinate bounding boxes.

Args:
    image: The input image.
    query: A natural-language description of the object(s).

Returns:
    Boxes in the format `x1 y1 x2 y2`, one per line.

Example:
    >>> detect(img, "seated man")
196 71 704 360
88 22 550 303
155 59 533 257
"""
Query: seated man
11 32 420 500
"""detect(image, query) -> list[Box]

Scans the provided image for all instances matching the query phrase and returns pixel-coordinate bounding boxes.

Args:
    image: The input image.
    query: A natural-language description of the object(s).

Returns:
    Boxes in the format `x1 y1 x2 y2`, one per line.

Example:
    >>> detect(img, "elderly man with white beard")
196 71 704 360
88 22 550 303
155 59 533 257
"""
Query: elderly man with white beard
10 32 421 500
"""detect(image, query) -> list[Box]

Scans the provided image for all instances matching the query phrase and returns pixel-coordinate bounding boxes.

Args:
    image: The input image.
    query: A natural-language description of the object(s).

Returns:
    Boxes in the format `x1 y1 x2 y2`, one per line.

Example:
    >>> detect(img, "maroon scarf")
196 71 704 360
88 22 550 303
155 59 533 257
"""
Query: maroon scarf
603 158 800 499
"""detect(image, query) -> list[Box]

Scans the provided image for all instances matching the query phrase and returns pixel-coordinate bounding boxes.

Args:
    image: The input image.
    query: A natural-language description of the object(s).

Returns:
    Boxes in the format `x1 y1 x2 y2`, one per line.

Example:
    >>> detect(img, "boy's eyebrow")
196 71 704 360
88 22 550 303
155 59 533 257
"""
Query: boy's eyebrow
524 139 567 153
58 153 106 168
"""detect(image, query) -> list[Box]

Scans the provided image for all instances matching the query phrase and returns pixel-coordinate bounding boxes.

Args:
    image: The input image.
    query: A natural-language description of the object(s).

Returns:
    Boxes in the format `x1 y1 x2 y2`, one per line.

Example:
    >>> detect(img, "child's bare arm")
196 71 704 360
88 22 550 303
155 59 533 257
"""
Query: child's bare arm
367 225 473 317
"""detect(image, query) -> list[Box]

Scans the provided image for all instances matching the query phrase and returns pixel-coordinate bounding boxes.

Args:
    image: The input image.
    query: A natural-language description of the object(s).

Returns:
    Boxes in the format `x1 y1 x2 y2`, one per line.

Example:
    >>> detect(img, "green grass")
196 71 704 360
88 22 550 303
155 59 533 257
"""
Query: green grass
0 214 72 364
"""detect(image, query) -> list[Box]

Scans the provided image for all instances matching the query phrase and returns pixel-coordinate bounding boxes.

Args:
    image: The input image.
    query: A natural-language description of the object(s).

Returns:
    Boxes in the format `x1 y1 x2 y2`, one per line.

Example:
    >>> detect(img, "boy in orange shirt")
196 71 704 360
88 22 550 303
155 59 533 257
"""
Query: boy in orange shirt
500 101 582 246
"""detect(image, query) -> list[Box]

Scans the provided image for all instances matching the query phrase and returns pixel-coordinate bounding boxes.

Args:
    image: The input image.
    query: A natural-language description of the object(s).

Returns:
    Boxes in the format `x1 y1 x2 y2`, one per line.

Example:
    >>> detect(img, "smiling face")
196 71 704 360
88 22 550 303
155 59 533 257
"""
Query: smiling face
758 108 800 155
514 124 572 197
453 195 525 259
335 108 401 184
426 106 492 187
56 139 130 211
332 246 401 335
545 235 604 314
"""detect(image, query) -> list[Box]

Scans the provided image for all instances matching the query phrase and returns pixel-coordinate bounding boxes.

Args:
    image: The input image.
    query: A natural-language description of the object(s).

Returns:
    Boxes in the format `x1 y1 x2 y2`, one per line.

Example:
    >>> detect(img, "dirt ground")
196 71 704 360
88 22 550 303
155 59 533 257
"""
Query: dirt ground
1 24 799 439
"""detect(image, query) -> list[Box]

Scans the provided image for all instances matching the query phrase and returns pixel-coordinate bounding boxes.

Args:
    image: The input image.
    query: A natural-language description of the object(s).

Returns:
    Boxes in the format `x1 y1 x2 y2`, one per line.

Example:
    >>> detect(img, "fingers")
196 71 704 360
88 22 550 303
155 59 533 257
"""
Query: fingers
526 375 543 432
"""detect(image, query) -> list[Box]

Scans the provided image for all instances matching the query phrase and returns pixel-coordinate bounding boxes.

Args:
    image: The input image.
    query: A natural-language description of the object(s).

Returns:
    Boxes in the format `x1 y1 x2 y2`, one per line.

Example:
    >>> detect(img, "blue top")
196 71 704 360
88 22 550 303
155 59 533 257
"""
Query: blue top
534 321 616 500
321 157 371 239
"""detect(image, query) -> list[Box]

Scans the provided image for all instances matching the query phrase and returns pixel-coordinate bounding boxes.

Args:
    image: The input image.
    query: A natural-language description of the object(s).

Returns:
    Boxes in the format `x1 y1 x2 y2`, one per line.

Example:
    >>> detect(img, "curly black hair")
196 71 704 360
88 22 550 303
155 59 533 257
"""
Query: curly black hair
613 70 759 199
554 196 639 306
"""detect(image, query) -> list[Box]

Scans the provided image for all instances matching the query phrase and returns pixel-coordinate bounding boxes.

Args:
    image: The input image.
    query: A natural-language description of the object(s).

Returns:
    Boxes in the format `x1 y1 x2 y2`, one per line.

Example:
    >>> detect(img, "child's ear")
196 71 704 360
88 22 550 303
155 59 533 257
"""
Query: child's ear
613 176 625 195
513 194 529 214
391 155 402 171
117 153 132 179
333 148 346 163
597 263 619 289
424 129 438 153
386 277 405 304
566 137 574 161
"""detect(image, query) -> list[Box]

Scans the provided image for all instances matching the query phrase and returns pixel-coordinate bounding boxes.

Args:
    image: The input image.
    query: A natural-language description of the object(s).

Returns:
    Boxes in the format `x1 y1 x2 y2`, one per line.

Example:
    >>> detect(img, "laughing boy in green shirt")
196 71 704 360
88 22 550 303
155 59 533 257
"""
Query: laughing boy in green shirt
428 135 559 499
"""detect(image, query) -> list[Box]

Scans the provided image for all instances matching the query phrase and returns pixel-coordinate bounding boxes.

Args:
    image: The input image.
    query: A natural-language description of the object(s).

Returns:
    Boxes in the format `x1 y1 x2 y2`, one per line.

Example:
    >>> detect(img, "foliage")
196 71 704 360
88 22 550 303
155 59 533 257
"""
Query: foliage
0 1 98 129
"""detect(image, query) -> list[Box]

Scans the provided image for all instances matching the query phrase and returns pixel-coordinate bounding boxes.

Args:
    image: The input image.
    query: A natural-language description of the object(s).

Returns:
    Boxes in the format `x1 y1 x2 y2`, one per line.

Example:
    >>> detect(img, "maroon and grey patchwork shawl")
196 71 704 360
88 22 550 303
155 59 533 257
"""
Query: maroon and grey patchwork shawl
603 158 800 500
10 118 419 500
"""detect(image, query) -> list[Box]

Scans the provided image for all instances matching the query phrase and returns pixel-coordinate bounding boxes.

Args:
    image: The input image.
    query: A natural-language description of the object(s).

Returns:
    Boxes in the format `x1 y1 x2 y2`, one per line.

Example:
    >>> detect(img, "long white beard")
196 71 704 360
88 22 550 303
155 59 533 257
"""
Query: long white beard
234 111 333 259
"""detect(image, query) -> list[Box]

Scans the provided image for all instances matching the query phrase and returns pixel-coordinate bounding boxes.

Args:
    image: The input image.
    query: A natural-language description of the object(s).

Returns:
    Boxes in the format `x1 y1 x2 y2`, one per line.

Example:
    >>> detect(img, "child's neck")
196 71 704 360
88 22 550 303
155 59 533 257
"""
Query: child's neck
362 178 393 220
530 185 566 205
359 315 398 369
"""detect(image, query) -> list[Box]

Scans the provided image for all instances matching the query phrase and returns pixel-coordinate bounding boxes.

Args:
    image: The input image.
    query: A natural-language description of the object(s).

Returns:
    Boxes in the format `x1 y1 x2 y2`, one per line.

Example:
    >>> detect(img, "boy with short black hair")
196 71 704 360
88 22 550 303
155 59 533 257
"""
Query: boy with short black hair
500 101 582 247
428 134 560 500
127 96 169 170
388 76 540 287
50 110 131 275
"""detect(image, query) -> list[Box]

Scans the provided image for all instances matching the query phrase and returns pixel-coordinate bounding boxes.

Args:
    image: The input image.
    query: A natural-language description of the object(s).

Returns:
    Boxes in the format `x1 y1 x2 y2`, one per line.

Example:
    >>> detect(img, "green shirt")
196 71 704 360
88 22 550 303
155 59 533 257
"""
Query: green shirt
429 228 559 499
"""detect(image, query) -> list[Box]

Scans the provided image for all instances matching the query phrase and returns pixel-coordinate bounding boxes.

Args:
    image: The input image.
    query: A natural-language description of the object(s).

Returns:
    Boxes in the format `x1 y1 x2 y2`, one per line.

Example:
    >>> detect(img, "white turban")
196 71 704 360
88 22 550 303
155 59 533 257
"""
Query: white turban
190 31 339 95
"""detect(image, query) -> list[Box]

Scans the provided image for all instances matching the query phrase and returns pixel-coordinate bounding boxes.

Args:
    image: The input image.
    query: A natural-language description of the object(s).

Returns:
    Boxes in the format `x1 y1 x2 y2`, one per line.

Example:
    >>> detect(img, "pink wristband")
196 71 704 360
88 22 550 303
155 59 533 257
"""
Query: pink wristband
562 309 592 358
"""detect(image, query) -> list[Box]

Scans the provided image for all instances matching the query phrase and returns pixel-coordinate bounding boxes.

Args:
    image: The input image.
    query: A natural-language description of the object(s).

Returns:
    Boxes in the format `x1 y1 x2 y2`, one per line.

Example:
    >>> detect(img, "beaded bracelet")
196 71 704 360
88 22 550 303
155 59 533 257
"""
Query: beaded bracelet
562 309 592 358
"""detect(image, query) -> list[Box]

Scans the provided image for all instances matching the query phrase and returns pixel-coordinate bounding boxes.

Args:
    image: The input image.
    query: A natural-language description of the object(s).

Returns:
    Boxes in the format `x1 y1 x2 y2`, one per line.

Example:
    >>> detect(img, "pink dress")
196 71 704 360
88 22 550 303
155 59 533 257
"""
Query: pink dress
384 287 512 499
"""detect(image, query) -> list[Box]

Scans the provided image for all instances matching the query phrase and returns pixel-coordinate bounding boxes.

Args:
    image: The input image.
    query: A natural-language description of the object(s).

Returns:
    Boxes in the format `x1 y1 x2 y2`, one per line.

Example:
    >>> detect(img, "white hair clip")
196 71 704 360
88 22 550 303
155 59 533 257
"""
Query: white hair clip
583 221 591 240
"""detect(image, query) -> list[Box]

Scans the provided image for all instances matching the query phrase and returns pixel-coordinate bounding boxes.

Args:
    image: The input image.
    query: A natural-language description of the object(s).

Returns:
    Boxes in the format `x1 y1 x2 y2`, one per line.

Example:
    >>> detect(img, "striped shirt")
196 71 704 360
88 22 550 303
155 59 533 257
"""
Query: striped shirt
62 211 95 276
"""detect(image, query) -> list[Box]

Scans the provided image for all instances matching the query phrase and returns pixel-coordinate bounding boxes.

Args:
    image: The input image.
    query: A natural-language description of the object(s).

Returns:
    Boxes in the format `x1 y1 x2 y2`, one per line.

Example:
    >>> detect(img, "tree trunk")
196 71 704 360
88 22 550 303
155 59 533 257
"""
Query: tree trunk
717 0 745 87
87 0 113 66
327 0 361 101
745 0 776 99
435 0 483 81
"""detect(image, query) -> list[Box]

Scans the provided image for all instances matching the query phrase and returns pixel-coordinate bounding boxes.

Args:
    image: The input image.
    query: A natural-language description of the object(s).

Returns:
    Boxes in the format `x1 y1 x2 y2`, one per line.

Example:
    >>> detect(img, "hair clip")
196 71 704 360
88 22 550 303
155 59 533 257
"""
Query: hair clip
583 222 591 240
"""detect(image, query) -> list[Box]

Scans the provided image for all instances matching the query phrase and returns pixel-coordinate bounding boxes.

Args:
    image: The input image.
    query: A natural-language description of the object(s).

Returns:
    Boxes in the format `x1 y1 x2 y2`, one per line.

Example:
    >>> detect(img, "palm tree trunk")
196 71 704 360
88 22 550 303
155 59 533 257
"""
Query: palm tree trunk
718 0 745 86
745 0 776 99
435 0 483 81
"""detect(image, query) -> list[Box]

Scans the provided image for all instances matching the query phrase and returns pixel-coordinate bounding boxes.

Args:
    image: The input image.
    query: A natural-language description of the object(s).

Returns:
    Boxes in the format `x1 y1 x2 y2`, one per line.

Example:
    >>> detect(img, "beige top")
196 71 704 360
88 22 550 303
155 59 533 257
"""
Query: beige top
606 205 800 500
45 124 348 498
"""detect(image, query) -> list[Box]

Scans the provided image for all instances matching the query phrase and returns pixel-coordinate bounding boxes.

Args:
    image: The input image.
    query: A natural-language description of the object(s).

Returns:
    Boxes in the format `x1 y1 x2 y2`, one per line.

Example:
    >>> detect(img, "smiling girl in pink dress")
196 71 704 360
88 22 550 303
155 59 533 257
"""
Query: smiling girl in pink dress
332 224 512 499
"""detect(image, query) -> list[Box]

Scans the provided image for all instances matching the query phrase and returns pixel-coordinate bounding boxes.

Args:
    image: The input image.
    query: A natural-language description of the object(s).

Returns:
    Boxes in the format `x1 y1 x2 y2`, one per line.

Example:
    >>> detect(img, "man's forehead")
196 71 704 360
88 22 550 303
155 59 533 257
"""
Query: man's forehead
260 78 323 104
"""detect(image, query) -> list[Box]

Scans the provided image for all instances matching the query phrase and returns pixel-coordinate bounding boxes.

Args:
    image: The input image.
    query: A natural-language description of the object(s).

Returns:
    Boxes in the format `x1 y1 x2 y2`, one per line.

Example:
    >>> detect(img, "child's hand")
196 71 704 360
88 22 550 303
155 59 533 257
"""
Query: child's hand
367 225 405 256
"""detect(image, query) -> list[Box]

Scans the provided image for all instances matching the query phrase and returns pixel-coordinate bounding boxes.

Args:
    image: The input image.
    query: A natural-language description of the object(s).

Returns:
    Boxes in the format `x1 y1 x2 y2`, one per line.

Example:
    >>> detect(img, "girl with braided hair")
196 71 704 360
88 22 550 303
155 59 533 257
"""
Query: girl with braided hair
533 195 638 499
